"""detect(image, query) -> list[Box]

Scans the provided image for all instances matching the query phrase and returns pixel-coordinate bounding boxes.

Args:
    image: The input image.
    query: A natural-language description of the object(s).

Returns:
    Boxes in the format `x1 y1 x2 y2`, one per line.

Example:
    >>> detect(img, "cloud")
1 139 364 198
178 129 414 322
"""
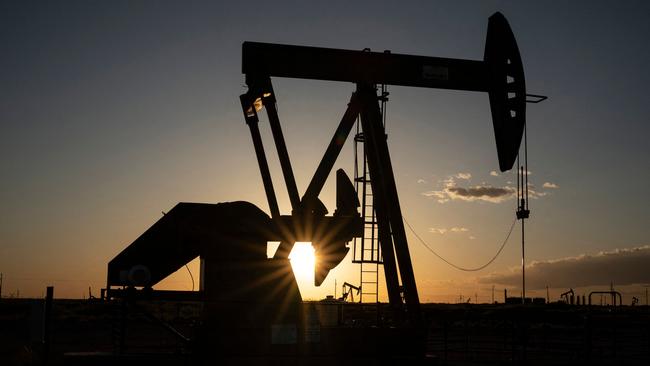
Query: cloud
447 186 515 202
479 245 650 289
422 172 552 204
422 173 516 203
469 236 476 240
417 179 426 184
428 226 469 234
490 171 499 177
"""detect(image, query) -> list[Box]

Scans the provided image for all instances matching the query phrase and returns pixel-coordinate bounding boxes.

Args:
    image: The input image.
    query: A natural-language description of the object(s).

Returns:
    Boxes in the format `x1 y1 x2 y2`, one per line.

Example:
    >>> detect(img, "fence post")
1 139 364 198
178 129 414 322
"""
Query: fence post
443 319 448 363
43 286 53 364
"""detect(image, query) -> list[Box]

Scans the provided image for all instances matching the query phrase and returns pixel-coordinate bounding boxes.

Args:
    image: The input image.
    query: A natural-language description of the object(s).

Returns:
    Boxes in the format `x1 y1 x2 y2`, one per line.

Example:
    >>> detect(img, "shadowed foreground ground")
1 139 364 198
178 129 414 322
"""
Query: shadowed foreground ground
1 299 649 365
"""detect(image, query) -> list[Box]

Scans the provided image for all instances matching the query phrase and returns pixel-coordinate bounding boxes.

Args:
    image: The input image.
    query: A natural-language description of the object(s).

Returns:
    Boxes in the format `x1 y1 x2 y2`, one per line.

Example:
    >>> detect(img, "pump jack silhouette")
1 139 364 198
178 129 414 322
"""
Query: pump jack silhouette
106 12 539 364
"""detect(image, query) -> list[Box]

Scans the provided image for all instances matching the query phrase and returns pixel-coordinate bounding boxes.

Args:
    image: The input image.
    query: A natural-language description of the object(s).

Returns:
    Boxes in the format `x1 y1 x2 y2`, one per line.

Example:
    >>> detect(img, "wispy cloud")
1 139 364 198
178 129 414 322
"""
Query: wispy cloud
479 245 650 289
417 179 426 184
428 226 469 234
490 171 499 177
422 172 554 204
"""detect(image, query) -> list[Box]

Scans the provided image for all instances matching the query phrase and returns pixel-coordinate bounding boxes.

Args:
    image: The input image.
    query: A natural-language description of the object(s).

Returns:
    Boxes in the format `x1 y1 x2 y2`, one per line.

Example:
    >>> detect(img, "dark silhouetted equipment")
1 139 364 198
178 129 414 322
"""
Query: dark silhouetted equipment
589 291 623 307
240 12 529 320
561 288 575 304
340 282 361 303
106 11 534 365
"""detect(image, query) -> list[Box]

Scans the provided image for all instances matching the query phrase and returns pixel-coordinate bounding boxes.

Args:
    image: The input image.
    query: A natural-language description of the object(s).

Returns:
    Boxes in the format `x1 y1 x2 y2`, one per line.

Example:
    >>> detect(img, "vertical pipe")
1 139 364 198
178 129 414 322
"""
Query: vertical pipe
359 149 368 296
353 120 359 265
43 286 53 363
522 214 525 304
521 165 526 304
524 124 529 207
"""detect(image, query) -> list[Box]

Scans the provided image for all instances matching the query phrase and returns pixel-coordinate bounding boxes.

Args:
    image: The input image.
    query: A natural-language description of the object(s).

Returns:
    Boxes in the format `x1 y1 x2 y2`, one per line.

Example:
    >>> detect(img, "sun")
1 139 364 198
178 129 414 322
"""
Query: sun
289 242 316 284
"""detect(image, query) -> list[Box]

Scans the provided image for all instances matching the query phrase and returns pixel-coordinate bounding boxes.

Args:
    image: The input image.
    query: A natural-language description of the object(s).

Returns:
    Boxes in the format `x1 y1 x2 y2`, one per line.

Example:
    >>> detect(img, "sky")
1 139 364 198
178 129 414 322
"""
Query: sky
1 1 649 303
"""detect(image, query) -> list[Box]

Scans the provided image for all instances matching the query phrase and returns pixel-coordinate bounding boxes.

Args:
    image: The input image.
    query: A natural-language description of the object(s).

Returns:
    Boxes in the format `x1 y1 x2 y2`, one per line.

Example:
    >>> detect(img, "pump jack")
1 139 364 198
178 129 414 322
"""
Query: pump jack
106 12 534 364
240 11 527 319
340 282 361 303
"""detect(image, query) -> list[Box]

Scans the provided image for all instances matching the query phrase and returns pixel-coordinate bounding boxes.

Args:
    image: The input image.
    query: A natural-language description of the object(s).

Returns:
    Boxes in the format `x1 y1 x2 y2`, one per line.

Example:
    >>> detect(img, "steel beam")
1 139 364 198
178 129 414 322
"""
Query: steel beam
240 94 281 219
301 93 361 209
358 84 421 319
356 85 402 309
243 42 488 92
263 91 302 212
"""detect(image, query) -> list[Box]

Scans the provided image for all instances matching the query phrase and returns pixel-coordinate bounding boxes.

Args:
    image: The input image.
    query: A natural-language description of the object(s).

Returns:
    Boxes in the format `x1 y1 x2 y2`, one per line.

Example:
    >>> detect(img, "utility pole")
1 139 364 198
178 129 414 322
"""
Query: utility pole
492 285 495 304
0 273 3 299
521 214 525 303
516 164 530 305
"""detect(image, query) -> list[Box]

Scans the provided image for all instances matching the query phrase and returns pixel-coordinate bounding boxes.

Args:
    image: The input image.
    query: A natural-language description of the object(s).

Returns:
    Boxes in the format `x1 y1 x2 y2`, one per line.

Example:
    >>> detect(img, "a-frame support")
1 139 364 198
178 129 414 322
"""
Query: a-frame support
357 83 420 319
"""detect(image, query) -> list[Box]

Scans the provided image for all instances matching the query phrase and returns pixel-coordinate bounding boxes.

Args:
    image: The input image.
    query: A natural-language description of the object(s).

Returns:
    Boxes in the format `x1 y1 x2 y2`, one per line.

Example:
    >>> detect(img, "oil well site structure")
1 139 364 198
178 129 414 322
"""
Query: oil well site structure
103 12 540 365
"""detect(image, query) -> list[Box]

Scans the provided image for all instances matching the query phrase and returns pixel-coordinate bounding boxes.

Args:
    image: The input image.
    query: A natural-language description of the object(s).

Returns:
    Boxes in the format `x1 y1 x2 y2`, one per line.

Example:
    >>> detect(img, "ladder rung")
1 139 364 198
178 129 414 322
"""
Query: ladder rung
352 260 384 264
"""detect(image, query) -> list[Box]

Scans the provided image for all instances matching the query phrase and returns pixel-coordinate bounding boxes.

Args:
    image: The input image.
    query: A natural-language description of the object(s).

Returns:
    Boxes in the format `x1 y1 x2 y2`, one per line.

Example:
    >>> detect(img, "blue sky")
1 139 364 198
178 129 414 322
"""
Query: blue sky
1 1 649 302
